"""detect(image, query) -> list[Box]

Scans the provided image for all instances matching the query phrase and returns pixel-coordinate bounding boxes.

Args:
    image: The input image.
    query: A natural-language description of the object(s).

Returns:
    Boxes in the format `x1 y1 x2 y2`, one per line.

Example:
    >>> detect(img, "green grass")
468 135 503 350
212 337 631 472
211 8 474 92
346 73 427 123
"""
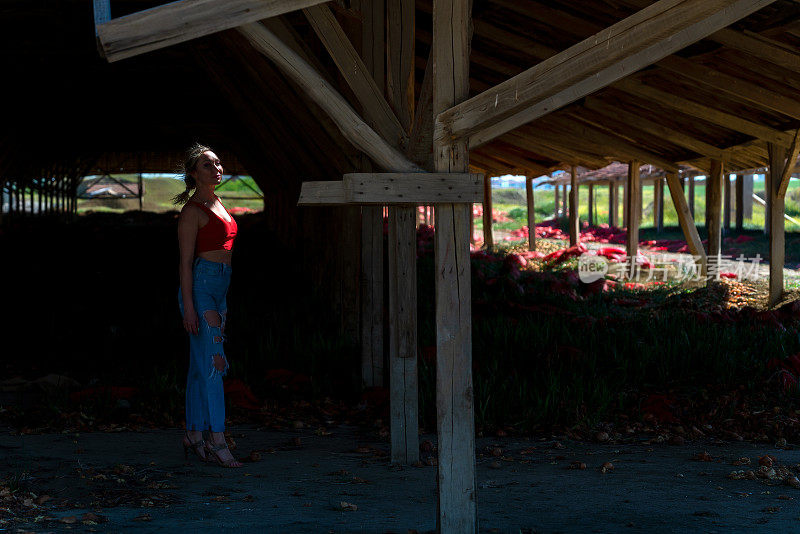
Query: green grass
481 181 800 232
77 175 265 214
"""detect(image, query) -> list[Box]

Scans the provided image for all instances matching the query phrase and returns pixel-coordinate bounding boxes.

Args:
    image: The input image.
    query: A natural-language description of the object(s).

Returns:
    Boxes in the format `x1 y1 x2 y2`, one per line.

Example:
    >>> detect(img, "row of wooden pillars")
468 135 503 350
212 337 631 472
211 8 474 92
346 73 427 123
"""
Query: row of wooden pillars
0 174 82 225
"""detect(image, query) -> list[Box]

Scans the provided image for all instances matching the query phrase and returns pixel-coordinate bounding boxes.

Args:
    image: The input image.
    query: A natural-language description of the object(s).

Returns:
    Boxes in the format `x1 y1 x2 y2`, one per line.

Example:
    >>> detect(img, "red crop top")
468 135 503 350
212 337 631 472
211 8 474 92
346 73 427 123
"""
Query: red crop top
192 198 238 254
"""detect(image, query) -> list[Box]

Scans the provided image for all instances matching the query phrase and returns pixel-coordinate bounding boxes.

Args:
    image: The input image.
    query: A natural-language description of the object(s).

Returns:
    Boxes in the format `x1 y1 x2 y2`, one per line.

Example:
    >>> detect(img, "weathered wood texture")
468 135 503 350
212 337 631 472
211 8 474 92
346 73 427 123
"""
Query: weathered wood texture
97 0 328 61
724 174 732 231
360 205 384 387
654 177 664 232
735 174 744 230
343 173 483 203
588 184 595 227
609 183 619 227
432 0 477 531
437 0 776 146
303 3 407 149
237 22 420 173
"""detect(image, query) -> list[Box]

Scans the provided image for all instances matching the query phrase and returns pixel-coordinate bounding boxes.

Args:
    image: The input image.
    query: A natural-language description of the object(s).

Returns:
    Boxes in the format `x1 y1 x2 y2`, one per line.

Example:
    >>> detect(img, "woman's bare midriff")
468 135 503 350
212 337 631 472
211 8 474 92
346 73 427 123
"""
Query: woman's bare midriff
198 250 233 265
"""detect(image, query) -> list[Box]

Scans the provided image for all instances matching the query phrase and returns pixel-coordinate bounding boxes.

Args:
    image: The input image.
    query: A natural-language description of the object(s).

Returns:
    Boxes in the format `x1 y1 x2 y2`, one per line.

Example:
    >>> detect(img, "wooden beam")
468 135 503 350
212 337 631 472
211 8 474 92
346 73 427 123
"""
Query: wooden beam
526 174 536 251
438 0 776 146
724 173 732 231
665 172 707 274
432 0 477 530
343 173 483 203
625 161 641 261
654 177 664 233
707 160 724 259
588 184 595 227
238 23 420 173
768 143 786 306
408 52 435 168
708 28 800 74
614 79 795 148
735 173 744 230
583 99 727 160
483 174 494 250
569 166 579 246
557 115 681 173
777 129 800 199
658 55 800 121
303 4 408 148
97 0 328 62
386 0 415 134
297 181 346 205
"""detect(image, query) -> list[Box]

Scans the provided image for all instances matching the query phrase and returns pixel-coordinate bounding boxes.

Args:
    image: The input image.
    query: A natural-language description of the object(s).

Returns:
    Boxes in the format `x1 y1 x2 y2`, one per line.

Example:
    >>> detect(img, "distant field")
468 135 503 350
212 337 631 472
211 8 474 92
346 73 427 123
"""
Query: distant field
482 180 800 232
77 175 264 214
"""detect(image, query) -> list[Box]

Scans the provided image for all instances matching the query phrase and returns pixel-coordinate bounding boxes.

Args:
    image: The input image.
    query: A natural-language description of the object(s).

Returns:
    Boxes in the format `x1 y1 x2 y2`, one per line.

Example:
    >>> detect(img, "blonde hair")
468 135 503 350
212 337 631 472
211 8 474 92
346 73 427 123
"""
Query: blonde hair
172 143 213 205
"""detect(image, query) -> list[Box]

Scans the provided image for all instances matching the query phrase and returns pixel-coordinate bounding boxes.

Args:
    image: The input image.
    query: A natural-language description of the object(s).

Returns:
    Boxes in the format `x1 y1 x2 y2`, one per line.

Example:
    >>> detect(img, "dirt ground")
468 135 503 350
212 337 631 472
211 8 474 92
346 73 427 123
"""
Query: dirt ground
4 424 800 533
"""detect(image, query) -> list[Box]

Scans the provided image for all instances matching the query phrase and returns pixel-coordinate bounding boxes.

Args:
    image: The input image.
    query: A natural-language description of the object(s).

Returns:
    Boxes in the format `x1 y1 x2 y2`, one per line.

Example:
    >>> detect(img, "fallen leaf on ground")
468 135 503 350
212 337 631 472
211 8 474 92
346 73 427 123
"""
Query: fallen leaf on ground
339 501 358 511
600 462 614 474
133 513 152 521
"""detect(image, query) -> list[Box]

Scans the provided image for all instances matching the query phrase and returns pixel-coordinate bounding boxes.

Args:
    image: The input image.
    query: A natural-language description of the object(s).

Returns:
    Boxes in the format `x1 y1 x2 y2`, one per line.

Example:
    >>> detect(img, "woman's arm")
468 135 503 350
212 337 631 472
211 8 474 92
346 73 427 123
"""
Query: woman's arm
178 205 200 335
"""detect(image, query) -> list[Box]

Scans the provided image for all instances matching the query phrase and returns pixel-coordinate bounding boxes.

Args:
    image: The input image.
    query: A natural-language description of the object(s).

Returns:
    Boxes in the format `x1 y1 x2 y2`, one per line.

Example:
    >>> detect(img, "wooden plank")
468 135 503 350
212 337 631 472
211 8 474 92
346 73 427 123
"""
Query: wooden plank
658 55 800 121
303 4 408 148
625 161 640 259
707 160 724 261
438 0 776 146
483 174 494 250
238 23 420 174
744 173 754 219
614 79 795 148
777 129 800 199
343 173 483 203
526 175 536 251
708 28 800 74
386 0 415 134
297 181 346 206
569 166 579 246
665 172 707 275
432 0 477 530
97 0 328 62
768 143 786 306
588 184 595 227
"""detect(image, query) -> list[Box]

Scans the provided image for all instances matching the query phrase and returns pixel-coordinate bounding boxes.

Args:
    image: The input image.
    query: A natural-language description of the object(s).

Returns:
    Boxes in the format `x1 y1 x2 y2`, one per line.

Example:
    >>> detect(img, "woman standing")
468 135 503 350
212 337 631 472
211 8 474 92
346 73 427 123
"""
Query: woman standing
175 143 241 468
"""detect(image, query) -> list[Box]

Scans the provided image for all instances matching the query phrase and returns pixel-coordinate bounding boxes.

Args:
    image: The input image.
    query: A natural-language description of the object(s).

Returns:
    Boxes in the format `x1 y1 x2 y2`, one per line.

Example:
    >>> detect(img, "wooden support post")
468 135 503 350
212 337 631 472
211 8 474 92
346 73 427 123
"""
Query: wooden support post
526 174 536 251
587 184 594 227
138 173 144 211
433 0 477 530
625 161 640 260
553 182 560 218
665 172 707 276
361 206 384 387
707 160 724 259
483 174 493 250
569 166 579 246
623 179 629 229
767 143 787 306
723 173 731 233
562 184 568 217
654 177 664 233
386 0 419 466
735 173 744 230
688 174 695 218
388 205 419 464
765 170 772 236
609 182 619 227
743 174 754 220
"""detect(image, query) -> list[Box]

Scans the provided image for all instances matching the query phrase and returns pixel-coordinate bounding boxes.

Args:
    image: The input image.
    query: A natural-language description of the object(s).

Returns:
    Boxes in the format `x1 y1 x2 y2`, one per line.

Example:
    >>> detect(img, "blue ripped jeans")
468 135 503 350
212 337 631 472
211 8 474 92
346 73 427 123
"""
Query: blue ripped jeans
178 257 231 432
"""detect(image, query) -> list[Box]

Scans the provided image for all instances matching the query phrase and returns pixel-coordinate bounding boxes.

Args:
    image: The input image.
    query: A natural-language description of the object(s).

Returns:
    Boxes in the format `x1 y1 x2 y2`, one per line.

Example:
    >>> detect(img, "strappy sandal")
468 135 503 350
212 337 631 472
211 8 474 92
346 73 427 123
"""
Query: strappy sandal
183 432 208 462
204 440 243 468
